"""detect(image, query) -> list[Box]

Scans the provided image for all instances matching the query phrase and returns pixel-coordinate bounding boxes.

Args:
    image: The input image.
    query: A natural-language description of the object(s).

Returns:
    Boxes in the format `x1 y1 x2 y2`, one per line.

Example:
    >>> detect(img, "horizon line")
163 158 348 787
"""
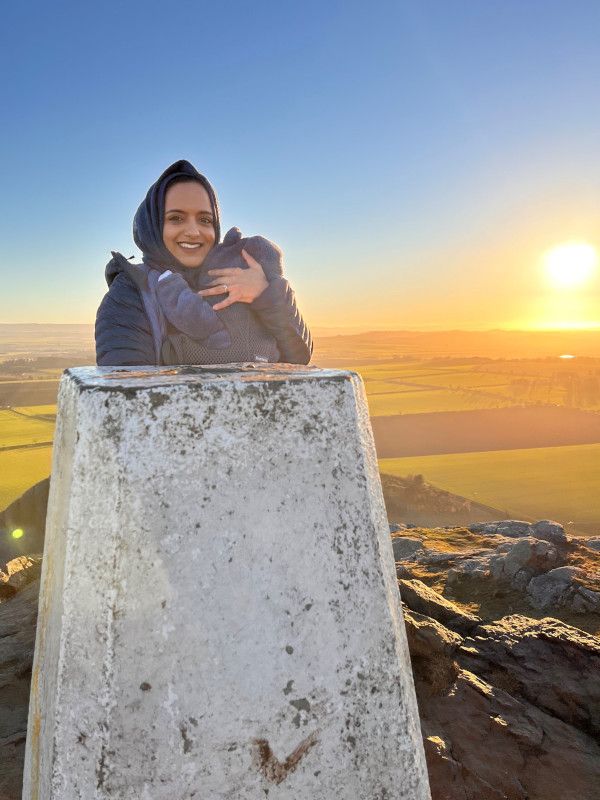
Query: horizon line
1 322 599 335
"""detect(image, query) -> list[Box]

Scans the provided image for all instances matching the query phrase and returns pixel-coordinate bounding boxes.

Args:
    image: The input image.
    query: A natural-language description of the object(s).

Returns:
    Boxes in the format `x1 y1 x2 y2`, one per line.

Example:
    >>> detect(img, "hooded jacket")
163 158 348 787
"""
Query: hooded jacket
95 160 312 366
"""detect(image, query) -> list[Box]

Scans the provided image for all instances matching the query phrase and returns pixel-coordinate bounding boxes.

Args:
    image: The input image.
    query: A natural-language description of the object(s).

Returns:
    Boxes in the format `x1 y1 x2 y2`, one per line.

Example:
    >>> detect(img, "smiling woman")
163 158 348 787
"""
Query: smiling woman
95 160 312 367
161 181 216 268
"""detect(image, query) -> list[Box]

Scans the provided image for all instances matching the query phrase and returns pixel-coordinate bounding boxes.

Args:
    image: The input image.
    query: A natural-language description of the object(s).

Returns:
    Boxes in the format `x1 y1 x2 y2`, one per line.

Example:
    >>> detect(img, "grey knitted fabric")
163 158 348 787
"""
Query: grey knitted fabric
160 227 284 365
161 305 280 364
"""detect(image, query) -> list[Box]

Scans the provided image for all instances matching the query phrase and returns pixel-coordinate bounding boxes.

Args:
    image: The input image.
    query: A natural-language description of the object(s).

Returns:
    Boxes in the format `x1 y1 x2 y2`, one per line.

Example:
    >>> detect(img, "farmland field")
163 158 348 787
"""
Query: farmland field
0 409 55 449
0 445 53 510
13 404 57 419
380 442 600 530
0 379 60 407
1 326 599 528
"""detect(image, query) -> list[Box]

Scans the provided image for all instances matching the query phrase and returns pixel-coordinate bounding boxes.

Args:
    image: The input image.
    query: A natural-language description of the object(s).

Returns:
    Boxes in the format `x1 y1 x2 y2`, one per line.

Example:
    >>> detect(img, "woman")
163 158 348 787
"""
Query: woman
95 160 312 366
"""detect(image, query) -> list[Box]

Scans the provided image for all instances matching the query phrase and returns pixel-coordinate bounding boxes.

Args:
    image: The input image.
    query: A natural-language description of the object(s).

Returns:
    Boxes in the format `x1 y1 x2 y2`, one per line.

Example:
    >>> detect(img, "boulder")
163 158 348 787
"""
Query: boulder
469 519 532 537
527 566 600 613
583 537 600 552
399 579 481 634
403 608 461 695
468 519 567 547
532 519 568 546
458 615 600 736
488 537 560 589
446 556 491 590
391 535 423 560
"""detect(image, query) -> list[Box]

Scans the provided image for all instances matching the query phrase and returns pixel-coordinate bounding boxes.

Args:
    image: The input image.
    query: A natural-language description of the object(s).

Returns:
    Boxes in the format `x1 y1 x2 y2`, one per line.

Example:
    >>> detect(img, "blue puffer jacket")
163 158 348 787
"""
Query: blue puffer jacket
95 264 313 366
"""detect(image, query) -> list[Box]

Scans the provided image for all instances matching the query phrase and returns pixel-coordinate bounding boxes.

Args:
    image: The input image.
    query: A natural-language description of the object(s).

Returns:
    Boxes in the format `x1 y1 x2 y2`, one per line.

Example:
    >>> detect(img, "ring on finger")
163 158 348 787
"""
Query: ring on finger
222 284 229 292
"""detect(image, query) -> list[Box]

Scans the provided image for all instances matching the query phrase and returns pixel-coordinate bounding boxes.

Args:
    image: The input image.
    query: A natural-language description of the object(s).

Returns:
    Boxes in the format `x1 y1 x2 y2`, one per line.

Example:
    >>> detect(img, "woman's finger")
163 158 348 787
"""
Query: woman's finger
207 268 241 277
197 286 229 297
212 295 237 311
241 249 263 271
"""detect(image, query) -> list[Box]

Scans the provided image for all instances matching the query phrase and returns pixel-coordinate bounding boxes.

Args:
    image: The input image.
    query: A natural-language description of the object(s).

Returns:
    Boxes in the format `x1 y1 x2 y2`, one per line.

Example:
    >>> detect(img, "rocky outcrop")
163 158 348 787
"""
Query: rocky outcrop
401 600 600 799
0 560 40 800
2 518 600 800
469 518 568 547
527 566 600 613
458 615 600 737
447 536 564 593
399 579 480 634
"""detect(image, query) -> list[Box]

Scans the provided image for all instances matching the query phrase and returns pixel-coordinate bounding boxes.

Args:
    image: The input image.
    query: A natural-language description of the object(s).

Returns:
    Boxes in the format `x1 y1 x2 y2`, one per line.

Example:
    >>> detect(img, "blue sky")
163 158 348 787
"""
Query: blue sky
1 0 599 329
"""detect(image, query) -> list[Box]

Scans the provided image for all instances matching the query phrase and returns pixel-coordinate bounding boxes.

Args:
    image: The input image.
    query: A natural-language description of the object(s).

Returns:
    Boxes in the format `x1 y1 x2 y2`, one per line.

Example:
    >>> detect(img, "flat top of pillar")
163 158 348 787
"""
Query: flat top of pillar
65 364 356 391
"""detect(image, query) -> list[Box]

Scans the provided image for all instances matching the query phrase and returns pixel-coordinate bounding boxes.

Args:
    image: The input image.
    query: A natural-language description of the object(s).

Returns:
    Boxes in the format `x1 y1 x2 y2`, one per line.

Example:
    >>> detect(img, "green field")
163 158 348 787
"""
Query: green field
351 359 600 415
380 442 600 527
14 404 58 417
0 409 55 449
366 388 513 416
0 445 53 510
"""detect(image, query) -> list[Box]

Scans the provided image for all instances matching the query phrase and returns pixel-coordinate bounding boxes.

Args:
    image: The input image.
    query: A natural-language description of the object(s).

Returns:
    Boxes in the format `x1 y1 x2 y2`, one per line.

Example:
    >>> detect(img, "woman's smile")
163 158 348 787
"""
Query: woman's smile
162 181 216 268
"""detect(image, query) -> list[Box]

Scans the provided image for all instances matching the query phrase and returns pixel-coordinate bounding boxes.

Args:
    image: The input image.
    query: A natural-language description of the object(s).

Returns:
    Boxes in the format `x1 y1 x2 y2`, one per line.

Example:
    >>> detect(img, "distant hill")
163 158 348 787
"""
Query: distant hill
314 328 600 363
0 323 94 359
380 472 507 528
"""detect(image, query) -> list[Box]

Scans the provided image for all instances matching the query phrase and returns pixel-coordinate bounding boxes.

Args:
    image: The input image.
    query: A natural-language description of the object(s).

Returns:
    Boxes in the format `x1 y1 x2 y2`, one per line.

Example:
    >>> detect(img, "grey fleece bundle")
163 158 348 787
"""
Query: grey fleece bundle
158 226 285 364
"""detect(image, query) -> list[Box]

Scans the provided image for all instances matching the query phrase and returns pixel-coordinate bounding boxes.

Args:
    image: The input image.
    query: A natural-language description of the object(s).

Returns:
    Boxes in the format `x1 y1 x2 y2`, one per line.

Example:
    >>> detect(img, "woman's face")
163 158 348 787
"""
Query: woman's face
162 181 216 268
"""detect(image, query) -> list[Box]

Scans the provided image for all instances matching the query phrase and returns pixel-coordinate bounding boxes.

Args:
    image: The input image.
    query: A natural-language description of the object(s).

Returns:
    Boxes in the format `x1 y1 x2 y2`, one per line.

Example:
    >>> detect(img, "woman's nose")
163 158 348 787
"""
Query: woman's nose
184 222 201 237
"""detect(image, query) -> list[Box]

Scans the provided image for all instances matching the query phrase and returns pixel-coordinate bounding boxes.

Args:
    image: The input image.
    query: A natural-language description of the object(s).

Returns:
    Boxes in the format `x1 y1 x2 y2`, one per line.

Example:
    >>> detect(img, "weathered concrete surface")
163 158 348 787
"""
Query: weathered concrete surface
23 364 430 800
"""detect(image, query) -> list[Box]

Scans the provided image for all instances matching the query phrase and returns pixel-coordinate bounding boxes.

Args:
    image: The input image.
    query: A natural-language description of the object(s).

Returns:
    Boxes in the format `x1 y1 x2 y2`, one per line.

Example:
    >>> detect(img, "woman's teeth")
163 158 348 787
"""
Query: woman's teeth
179 242 201 249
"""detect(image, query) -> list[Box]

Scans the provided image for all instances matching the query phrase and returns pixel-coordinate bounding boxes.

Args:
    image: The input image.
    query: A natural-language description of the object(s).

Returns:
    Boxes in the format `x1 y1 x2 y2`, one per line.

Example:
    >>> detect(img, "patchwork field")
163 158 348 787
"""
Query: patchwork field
353 359 600 415
380 442 600 531
0 445 53 510
1 327 598 531
0 379 60 407
0 409 55 449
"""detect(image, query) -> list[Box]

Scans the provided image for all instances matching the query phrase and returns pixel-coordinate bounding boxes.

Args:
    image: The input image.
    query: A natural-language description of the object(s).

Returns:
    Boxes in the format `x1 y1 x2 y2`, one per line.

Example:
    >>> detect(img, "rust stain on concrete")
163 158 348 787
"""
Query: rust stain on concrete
251 730 319 785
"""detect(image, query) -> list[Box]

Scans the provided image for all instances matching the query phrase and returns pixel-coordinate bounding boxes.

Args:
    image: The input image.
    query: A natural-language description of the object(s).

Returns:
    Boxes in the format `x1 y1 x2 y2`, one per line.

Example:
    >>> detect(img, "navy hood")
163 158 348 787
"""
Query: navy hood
133 159 221 271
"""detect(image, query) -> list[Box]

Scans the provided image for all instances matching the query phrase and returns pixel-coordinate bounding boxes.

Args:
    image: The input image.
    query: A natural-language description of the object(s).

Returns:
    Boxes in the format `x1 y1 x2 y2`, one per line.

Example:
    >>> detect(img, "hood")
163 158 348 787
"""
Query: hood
105 160 221 288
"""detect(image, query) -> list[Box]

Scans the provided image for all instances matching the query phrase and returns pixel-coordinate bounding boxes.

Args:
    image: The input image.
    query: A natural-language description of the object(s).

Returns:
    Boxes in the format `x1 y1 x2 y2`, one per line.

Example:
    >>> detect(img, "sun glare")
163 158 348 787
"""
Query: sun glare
543 241 598 289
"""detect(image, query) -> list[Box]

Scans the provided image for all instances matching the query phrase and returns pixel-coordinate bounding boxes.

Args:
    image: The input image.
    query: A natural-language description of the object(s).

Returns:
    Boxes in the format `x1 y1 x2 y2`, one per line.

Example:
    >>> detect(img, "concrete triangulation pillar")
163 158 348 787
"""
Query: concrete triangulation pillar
23 364 431 800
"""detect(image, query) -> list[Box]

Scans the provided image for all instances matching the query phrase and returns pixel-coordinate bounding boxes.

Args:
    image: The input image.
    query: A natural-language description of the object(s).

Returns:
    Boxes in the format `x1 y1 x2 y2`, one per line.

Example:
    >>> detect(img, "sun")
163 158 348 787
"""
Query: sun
543 241 598 289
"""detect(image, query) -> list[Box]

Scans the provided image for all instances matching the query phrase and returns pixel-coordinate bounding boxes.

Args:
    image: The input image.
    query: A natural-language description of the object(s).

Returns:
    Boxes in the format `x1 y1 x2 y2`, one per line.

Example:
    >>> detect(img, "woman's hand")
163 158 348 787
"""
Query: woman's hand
197 249 269 310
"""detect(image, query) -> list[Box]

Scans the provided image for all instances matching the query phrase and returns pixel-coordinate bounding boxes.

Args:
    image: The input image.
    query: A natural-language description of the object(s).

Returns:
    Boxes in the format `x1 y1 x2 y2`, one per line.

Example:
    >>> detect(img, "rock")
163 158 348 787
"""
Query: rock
468 519 567 547
527 566 600 613
0 556 43 592
469 519 532 537
399 579 481 634
0 577 40 800
489 538 560 589
389 522 407 533
446 556 491 589
458 615 600 736
532 519 568 546
420 666 600 800
584 537 600 552
403 608 461 694
391 535 423 560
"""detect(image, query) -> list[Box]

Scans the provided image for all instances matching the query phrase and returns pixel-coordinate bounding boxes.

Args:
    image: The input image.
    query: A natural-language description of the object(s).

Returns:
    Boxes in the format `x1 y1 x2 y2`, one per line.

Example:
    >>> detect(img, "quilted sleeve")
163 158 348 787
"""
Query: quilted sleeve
250 277 313 365
95 273 156 366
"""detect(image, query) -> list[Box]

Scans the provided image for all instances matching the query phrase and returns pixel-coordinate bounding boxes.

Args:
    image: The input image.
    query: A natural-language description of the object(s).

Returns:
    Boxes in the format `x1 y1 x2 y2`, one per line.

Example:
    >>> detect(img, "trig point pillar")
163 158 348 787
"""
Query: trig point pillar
24 365 430 800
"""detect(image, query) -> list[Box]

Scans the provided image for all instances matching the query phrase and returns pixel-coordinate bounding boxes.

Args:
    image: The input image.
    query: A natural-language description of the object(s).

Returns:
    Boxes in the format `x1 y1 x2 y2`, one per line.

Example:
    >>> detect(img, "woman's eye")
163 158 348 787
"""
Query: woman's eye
167 216 182 223
200 216 213 225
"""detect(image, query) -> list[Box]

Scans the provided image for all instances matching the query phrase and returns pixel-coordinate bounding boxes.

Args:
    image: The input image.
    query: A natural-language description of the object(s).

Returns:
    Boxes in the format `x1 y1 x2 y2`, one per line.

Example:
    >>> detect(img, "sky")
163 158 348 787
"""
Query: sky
1 0 599 330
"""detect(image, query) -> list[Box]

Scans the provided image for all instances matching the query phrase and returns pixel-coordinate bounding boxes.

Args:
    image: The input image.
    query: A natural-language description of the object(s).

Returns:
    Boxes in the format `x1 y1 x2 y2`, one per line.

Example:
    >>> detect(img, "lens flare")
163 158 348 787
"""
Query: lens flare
11 528 24 540
543 241 598 289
